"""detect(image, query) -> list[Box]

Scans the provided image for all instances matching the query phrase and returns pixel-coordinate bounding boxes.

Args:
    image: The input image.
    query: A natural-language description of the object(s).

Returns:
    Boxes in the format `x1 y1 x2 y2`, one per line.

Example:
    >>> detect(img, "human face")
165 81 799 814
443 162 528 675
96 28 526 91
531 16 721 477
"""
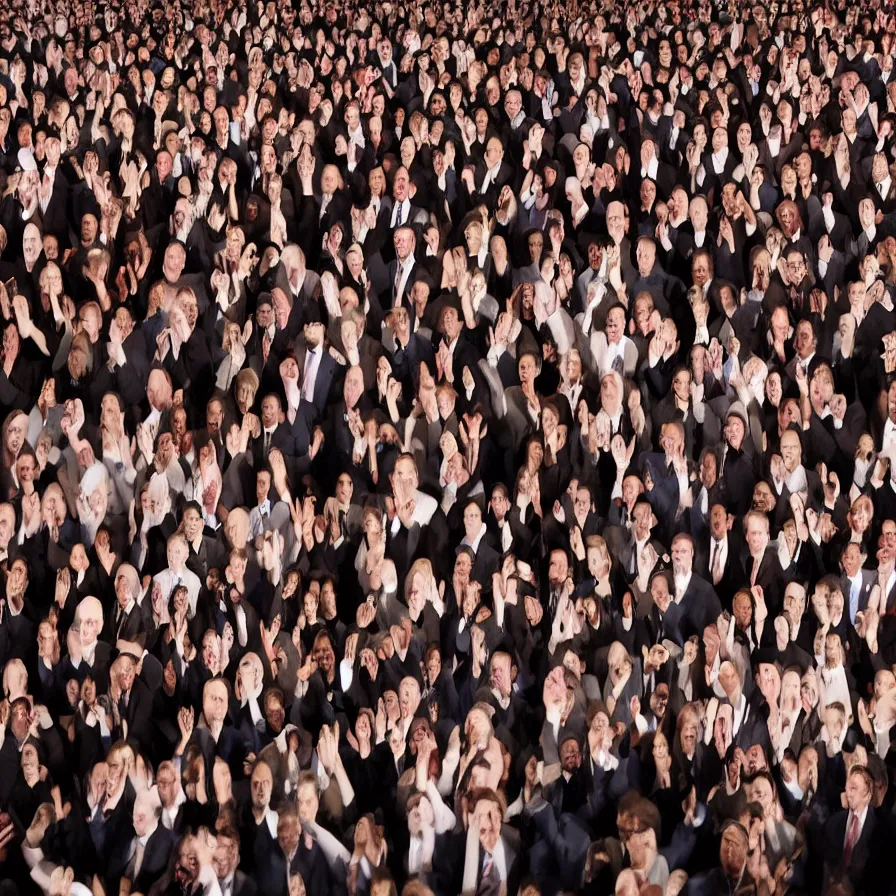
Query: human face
559 738 581 772
725 415 745 450
79 606 102 647
672 369 691 402
518 354 537 385
463 503 482 539
605 307 624 343
343 367 364 408
745 517 768 556
261 395 279 429
203 682 228 724
733 592 752 630
780 431 801 472
250 762 273 810
691 253 710 286
670 539 693 576
296 782 319 825
842 543 862 578
157 767 178 807
394 227 414 261
485 138 502 168
845 772 871 812
548 550 569 586
475 798 501 852
720 827 747 877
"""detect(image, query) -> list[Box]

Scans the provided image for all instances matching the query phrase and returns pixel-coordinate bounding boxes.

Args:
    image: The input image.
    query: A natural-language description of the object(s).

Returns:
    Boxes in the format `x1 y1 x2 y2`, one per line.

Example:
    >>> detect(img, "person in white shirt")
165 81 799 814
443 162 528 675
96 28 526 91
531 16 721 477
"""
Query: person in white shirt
153 533 202 617
154 760 186 831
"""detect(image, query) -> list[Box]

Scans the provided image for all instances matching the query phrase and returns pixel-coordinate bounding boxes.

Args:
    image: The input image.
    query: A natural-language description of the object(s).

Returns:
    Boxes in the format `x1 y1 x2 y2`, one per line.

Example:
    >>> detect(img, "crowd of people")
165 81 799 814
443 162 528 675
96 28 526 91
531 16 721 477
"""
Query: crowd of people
2 0 896 893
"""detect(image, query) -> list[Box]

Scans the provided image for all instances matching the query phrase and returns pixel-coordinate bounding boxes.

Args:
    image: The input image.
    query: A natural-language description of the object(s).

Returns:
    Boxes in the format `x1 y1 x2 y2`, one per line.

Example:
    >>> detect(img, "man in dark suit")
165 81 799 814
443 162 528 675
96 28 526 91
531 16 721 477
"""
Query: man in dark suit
645 570 686 648
252 392 303 476
618 499 666 589
58 595 113 693
465 137 514 213
274 246 323 340
671 533 722 642
191 677 251 781
822 766 893 894
120 788 176 895
114 650 154 754
214 826 258 896
370 37 399 89
840 542 877 626
182 501 227 580
261 808 331 896
459 788 521 896
383 225 425 315
638 135 677 201
294 323 338 423
699 503 747 610
685 820 754 895
542 732 588 818
90 307 152 429
37 135 70 243
742 511 785 617
107 564 148 645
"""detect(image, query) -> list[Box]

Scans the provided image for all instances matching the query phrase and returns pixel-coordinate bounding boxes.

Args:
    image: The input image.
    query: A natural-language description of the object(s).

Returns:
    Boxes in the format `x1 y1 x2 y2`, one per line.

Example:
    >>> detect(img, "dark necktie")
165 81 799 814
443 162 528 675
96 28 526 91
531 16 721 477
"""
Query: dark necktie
394 263 404 304
548 589 559 621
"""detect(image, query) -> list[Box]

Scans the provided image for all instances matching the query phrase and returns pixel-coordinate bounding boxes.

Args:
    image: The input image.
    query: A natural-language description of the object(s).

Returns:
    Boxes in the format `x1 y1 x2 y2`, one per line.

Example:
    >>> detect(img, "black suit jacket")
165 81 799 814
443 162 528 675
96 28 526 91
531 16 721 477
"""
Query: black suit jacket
823 808 893 895
251 416 307 478
294 343 338 423
471 160 515 211
231 871 258 896
120 675 154 753
383 258 424 314
743 546 785 616
678 575 722 641
39 170 70 239
187 534 227 581
109 603 148 644
129 824 176 894
698 535 747 609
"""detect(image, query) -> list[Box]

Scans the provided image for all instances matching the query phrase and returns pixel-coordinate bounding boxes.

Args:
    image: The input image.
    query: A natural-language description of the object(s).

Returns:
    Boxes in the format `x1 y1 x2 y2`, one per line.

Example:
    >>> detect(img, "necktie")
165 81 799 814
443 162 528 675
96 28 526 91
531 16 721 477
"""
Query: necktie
394 262 404 305
395 202 403 227
844 811 860 864
263 430 271 456
302 350 315 401
711 540 723 586
130 839 145 879
751 557 759 587
549 589 559 620
478 852 499 896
